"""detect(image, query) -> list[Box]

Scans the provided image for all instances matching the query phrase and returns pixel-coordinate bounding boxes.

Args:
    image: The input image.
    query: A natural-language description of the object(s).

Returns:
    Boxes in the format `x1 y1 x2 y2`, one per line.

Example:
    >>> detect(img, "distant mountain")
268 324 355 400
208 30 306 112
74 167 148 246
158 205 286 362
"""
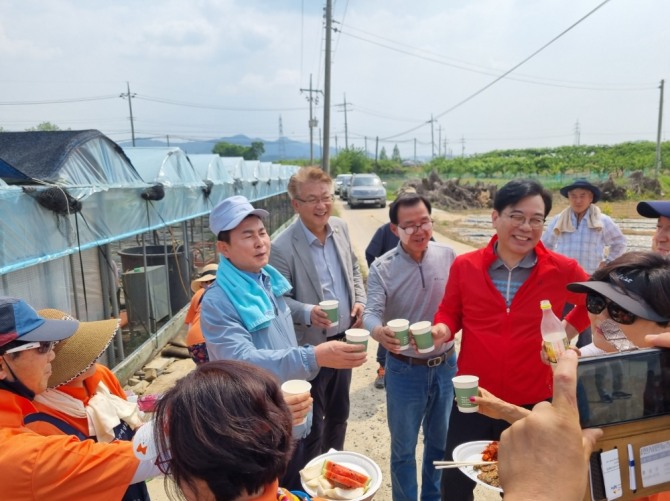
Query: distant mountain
118 135 327 162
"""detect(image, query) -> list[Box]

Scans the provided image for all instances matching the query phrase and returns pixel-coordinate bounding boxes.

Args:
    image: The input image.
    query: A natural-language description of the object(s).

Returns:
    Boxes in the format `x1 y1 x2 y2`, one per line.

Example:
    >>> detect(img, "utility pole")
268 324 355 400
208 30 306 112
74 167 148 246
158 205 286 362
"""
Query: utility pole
322 0 333 173
655 79 665 178
364 136 368 157
318 128 322 159
438 124 442 157
300 73 322 164
334 93 351 150
429 114 436 158
414 138 417 162
375 136 379 167
461 135 466 157
166 135 170 147
574 120 581 146
120 82 136 146
335 135 338 155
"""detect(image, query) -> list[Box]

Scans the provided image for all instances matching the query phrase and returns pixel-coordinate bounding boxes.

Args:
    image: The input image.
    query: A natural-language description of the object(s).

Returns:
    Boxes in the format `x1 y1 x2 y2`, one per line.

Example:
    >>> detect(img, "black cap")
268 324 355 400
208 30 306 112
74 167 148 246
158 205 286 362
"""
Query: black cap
560 179 601 203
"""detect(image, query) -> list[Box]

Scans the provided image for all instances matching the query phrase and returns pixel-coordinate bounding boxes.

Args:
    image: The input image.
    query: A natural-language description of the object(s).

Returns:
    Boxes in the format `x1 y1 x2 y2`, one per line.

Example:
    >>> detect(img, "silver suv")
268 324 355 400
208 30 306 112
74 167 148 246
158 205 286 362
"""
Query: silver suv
347 174 386 208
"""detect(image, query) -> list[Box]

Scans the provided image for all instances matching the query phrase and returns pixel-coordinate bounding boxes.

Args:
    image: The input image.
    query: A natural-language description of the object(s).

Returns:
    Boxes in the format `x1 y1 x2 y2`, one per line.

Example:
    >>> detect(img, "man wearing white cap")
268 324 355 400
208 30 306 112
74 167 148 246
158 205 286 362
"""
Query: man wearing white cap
0 296 160 499
200 195 366 489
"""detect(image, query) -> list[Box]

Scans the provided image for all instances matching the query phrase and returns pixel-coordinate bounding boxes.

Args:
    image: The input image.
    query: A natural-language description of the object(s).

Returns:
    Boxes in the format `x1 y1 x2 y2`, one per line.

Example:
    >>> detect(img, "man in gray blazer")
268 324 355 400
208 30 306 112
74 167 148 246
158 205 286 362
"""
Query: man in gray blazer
270 166 367 461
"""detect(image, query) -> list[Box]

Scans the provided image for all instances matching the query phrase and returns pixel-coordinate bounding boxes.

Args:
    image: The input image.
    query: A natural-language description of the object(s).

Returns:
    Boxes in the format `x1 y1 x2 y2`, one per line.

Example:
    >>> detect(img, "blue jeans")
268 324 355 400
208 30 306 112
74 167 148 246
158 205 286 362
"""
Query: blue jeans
386 351 457 501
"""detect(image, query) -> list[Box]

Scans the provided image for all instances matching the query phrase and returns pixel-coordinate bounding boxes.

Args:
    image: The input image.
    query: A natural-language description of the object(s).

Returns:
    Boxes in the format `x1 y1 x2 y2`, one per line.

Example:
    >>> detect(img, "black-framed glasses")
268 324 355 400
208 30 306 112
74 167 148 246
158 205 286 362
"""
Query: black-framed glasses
586 292 637 325
4 340 56 355
398 220 433 235
503 212 545 229
295 195 335 205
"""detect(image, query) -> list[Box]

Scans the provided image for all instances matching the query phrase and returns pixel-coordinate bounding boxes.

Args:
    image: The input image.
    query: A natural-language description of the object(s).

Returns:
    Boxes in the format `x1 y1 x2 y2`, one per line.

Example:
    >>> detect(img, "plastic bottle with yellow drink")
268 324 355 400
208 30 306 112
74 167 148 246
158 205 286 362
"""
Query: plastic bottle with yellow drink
539 299 570 365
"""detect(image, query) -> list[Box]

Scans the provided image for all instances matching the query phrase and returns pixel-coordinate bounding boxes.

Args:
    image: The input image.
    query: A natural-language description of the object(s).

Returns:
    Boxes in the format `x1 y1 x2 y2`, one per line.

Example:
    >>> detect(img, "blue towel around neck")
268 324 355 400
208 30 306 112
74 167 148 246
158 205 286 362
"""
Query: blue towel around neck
215 257 293 332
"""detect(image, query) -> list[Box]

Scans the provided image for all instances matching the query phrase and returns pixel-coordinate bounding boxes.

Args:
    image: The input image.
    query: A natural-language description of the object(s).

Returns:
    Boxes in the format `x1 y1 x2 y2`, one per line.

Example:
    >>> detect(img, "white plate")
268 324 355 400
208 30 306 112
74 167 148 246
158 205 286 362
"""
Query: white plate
451 440 503 494
300 450 382 501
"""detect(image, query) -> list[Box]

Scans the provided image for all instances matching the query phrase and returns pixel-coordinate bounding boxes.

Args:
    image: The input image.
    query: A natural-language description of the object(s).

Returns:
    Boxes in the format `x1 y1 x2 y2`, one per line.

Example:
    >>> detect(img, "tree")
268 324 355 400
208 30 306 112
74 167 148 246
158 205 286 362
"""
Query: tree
392 144 402 162
25 121 64 131
245 141 265 160
212 141 265 160
379 147 388 161
331 147 371 174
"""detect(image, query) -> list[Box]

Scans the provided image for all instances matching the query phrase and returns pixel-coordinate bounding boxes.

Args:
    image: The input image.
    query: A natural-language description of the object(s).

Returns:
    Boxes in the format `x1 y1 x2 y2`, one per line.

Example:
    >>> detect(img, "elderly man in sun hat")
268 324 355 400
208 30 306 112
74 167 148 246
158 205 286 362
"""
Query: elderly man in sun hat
542 178 627 348
185 263 219 364
0 296 160 499
200 195 366 490
543 178 626 275
637 200 670 256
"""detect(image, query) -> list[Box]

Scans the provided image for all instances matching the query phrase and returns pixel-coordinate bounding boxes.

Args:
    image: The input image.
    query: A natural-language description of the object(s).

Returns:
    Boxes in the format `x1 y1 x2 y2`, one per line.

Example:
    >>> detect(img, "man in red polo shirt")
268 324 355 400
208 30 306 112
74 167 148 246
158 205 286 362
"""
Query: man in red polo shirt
432 180 590 500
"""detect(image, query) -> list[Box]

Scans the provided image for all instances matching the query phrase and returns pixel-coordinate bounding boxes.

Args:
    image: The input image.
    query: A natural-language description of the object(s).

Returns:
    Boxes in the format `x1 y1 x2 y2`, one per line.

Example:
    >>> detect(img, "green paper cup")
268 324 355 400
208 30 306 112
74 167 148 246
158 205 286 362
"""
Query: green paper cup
345 328 370 351
410 321 434 353
452 375 479 413
387 318 410 351
319 300 339 327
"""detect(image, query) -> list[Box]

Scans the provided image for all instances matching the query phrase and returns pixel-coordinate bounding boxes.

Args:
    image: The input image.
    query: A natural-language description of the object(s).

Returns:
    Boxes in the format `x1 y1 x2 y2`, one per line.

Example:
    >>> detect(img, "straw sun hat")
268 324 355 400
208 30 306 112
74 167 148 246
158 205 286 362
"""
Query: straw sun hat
37 309 120 388
190 263 219 293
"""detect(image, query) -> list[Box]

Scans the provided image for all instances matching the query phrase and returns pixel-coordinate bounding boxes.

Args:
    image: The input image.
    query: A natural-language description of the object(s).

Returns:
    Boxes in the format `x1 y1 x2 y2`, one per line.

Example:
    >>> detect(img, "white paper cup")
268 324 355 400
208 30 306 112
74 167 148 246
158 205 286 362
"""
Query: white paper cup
410 321 434 353
452 375 479 413
281 380 312 425
319 300 339 327
345 328 370 350
387 318 410 351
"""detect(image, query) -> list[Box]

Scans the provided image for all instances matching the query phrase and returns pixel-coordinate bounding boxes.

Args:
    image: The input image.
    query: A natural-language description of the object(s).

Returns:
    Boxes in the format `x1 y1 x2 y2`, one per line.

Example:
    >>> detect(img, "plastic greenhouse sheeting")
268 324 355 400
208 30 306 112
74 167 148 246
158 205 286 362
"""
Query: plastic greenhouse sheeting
187 154 235 209
122 146 213 226
0 132 299 275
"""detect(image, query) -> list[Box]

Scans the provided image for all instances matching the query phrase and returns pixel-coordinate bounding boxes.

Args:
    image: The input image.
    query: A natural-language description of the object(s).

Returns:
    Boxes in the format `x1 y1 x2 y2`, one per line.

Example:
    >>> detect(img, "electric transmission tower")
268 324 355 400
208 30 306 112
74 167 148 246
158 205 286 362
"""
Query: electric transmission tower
278 115 286 160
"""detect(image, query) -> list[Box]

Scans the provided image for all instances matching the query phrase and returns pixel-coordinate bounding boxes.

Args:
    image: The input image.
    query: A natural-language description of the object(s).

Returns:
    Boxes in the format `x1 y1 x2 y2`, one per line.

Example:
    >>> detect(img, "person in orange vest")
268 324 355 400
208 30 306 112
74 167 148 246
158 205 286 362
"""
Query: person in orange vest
25 308 150 501
0 296 161 500
185 263 218 364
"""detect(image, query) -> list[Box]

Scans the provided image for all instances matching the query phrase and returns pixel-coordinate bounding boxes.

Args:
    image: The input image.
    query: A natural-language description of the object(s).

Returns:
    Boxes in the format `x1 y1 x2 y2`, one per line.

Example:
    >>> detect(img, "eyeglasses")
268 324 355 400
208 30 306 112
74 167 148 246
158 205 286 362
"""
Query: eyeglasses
4 341 56 355
398 220 433 235
503 212 545 229
295 195 335 205
586 292 637 325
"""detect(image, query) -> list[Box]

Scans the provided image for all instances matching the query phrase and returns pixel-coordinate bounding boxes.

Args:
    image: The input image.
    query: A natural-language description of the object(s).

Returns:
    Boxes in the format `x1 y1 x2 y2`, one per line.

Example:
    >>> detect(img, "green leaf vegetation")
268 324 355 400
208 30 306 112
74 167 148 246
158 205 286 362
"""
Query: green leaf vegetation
429 141 669 187
330 141 668 188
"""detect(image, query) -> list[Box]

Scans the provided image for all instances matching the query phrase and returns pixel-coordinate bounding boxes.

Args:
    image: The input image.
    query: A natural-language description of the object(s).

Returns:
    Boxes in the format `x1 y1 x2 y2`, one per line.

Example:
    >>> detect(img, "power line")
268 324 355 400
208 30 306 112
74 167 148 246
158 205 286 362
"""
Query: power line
0 95 119 105
137 95 307 112
382 0 614 141
337 23 654 92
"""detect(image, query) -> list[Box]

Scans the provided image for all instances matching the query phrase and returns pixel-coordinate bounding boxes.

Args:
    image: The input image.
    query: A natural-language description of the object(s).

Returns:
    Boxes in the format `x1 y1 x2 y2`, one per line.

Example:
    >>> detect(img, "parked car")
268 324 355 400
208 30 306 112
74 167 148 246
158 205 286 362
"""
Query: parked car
347 173 386 208
340 175 353 200
334 173 352 196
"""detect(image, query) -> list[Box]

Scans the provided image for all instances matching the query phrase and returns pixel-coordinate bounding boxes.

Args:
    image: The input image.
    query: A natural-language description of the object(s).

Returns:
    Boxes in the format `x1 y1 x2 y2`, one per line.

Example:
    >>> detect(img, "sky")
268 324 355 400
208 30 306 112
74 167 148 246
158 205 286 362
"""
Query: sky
0 0 668 159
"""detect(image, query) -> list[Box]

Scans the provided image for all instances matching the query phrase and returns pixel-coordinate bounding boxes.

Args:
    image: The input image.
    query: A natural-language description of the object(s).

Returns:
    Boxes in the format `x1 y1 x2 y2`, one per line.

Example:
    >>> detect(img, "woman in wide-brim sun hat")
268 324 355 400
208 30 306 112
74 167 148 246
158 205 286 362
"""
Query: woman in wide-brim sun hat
25 308 150 501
